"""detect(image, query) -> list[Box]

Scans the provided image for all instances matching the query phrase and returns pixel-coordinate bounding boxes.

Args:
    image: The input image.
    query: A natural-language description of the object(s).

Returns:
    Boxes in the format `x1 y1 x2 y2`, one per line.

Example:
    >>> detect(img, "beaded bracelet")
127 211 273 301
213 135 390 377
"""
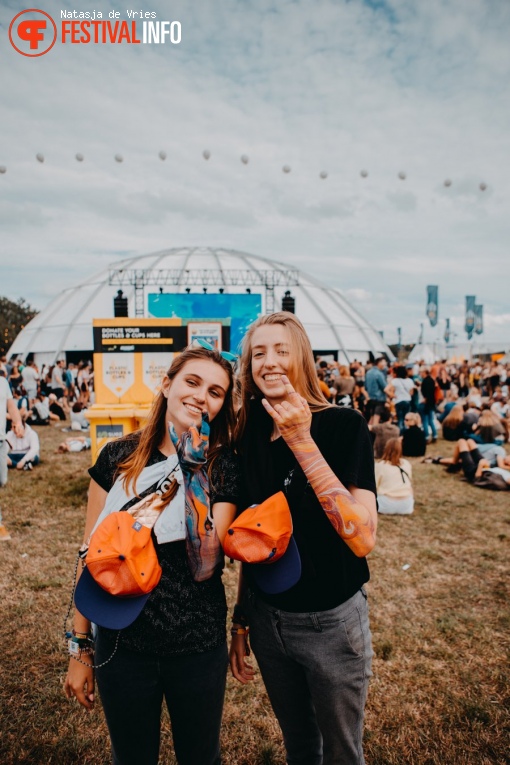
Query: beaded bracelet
66 631 94 649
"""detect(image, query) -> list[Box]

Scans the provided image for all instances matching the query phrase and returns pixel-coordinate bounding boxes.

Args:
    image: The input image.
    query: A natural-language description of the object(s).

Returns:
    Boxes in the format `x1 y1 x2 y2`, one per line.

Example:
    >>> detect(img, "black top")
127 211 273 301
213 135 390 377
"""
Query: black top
402 425 427 457
88 435 240 656
239 402 376 612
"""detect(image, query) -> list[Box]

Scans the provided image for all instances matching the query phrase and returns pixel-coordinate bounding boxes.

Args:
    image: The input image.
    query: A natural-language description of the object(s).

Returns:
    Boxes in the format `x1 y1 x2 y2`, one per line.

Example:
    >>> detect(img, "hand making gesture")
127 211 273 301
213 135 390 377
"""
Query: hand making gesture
261 375 312 448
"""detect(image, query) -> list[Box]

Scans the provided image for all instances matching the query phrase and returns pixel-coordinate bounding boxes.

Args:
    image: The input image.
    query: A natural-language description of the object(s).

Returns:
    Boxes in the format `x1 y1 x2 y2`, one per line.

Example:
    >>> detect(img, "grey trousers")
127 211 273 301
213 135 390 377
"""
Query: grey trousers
246 588 373 765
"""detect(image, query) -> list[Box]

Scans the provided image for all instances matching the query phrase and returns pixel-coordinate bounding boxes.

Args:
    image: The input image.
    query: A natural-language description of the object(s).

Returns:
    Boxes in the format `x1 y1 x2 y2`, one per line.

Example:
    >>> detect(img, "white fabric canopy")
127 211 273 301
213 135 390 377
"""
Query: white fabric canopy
9 247 393 365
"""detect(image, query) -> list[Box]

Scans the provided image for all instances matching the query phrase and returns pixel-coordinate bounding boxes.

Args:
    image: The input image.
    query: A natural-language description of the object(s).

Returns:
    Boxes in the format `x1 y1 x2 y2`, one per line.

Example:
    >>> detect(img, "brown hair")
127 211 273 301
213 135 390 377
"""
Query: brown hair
235 312 329 443
117 347 235 498
381 437 403 466
442 404 465 429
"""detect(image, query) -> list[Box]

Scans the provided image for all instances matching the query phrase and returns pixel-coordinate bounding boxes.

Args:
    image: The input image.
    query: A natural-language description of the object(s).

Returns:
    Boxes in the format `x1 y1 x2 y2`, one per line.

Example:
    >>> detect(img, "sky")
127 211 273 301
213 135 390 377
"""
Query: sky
1 0 509 348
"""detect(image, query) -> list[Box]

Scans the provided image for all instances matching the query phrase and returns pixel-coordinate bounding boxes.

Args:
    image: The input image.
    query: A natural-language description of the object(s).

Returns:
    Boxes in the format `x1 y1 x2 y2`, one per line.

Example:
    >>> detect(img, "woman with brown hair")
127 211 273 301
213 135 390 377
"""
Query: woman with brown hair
230 311 377 765
441 404 467 442
64 345 240 765
471 408 506 446
375 438 414 515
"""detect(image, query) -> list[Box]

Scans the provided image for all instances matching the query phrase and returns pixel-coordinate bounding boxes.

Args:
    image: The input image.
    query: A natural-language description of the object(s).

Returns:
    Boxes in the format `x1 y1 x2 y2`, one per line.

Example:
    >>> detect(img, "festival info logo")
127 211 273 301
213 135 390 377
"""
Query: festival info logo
9 8 57 56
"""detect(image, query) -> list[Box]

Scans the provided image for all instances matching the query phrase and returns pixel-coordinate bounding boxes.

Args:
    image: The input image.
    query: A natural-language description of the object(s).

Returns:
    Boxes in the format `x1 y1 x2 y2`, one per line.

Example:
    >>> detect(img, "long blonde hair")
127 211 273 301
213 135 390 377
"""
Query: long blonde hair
117 347 235 498
235 311 330 443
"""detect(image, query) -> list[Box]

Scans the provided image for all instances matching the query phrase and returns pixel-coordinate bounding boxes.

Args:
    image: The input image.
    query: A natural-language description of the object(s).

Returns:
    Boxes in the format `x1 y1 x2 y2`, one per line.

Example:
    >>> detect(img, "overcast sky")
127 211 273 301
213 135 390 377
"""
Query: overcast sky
1 0 509 347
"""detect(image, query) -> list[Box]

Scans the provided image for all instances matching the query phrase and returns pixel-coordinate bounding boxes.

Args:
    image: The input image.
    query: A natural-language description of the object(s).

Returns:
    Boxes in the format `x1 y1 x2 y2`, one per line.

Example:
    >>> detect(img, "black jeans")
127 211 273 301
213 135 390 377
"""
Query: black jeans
95 636 228 765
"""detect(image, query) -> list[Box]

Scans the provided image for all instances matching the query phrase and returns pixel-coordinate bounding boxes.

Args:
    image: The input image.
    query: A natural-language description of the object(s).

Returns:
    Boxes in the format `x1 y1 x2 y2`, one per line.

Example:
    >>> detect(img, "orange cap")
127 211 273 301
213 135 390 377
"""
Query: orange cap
223 491 292 564
86 512 162 596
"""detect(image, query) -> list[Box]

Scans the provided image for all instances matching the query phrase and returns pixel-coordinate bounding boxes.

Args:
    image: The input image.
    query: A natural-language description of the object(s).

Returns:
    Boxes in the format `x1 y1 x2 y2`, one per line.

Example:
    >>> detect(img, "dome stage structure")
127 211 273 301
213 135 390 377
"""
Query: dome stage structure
9 247 393 365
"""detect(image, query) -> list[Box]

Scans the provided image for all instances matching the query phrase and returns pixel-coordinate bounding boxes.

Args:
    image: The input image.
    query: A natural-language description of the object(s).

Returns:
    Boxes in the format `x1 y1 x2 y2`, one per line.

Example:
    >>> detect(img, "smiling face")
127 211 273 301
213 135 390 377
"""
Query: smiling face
161 358 230 437
250 323 297 406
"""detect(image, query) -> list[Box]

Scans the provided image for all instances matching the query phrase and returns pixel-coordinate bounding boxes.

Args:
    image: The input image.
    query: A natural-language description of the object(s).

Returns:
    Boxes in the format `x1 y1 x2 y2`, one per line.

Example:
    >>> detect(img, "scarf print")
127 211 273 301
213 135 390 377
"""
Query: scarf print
169 414 223 582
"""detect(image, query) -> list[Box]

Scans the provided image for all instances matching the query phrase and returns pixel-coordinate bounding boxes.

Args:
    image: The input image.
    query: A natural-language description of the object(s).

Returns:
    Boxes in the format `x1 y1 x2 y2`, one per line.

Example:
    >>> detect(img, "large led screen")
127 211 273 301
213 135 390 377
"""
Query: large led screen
148 292 262 353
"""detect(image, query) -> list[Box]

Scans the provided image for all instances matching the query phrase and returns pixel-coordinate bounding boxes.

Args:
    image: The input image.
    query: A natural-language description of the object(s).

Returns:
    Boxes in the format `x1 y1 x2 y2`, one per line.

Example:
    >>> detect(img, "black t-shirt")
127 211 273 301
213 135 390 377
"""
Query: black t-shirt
402 426 427 457
88 434 240 656
239 402 376 612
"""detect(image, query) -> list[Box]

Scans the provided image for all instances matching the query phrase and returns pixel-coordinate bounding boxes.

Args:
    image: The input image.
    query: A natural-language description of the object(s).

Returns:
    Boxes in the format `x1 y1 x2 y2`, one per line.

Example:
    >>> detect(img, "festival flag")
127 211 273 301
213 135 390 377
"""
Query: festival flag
465 295 476 339
426 285 438 327
444 318 451 344
474 304 483 335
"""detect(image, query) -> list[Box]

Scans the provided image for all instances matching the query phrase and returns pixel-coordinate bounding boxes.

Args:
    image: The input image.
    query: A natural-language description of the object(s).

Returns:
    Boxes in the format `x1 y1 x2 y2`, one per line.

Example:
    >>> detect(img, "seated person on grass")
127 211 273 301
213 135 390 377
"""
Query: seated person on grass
6 423 40 470
441 405 468 442
402 412 427 457
470 409 506 447
375 437 414 515
48 393 67 421
371 406 400 459
28 394 51 425
70 402 89 431
8 387 30 423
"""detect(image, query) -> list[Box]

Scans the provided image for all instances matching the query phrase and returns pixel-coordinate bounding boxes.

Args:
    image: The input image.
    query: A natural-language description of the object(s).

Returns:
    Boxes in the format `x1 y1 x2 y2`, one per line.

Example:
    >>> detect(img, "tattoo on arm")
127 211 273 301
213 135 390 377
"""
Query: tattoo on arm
287 436 376 557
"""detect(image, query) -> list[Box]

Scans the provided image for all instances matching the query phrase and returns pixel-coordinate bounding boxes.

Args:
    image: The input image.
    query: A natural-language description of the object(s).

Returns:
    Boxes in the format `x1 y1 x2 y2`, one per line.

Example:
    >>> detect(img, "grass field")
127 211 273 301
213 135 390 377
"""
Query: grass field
0 424 508 764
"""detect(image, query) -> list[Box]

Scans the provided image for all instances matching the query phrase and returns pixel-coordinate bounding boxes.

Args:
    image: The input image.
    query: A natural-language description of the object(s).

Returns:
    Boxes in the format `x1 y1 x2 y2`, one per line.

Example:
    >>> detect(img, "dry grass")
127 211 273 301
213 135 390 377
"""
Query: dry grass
0 426 508 764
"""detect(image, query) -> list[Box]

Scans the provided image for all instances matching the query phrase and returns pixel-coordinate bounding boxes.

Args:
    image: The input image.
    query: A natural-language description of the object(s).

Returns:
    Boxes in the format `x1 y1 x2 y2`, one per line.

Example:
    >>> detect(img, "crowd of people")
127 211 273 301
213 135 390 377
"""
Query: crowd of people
0 355 93 540
0 354 93 431
1 331 508 764
314 354 510 502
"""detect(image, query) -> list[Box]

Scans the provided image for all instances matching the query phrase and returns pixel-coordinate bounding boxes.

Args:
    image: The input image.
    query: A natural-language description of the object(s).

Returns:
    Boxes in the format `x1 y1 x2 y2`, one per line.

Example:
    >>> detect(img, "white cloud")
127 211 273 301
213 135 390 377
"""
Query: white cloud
1 0 509 345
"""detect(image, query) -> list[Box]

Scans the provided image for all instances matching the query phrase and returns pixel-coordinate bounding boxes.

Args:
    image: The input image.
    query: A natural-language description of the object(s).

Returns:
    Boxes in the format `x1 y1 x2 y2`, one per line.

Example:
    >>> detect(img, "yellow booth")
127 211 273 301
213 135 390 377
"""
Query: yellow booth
86 317 229 461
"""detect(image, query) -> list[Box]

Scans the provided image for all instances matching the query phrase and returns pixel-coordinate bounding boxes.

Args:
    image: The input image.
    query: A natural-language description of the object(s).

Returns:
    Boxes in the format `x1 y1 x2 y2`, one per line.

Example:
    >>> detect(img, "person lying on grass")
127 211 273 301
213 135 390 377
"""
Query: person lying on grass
423 437 510 482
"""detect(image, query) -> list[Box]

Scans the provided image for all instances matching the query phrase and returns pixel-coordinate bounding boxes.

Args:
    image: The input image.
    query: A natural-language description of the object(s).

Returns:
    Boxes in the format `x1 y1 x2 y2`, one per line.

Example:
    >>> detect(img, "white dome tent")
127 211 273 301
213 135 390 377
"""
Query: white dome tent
9 247 393 365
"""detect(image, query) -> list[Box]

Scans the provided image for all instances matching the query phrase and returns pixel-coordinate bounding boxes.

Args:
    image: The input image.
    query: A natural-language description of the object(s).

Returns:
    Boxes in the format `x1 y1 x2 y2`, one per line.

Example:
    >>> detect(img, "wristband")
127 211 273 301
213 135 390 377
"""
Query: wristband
230 627 249 636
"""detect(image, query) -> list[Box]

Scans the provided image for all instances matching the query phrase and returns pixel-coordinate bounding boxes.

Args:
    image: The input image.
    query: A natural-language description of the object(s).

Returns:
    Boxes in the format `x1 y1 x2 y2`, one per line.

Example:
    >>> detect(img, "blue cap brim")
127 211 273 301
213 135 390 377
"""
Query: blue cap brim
75 566 150 630
248 536 302 595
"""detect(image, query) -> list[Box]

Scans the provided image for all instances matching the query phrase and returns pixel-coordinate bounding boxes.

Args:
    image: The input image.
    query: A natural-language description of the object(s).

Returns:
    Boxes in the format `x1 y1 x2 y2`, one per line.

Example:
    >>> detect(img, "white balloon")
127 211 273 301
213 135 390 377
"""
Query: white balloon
241 154 249 164
75 153 84 162
282 165 291 173
203 149 211 160
479 182 487 191
319 171 328 179
398 171 406 180
0 166 6 174
360 169 368 178
159 150 167 160
114 154 123 163
36 153 44 163
444 179 452 187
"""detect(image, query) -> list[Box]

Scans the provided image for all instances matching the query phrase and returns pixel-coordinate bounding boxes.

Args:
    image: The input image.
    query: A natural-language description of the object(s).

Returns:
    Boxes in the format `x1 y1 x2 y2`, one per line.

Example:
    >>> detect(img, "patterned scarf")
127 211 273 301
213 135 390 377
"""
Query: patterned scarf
170 414 223 582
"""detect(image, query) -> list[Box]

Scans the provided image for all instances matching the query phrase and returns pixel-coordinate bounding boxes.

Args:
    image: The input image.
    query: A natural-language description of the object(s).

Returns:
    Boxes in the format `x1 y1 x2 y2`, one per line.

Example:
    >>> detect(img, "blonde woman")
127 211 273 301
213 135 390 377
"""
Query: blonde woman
230 312 377 765
402 411 427 457
375 438 414 515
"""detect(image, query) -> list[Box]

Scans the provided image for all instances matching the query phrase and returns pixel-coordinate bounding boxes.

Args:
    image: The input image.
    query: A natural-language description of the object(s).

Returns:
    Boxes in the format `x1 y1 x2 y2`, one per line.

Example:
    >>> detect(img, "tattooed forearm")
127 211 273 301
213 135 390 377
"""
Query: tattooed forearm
287 436 376 557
